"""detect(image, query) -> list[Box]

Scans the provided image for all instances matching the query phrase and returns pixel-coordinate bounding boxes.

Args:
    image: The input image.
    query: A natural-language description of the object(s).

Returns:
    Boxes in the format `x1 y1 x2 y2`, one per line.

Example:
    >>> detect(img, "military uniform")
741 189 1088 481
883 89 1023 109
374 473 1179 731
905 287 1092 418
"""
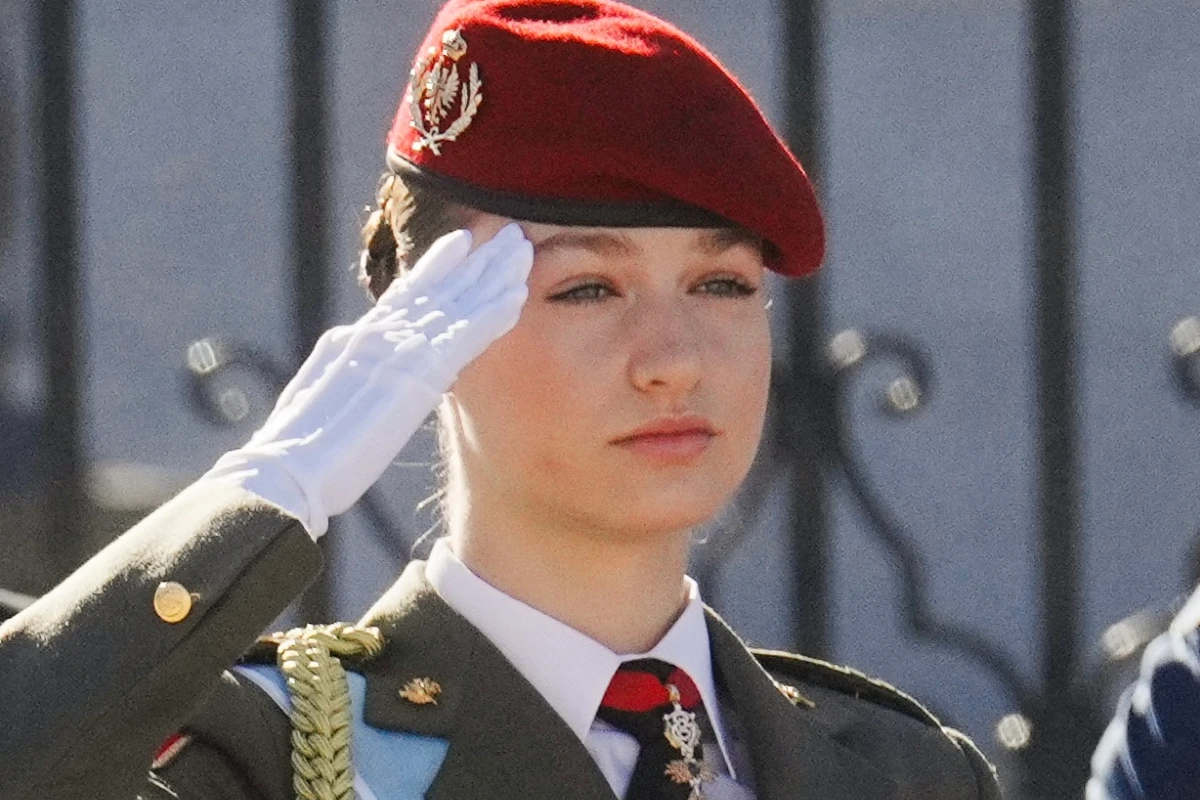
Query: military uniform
0 482 998 799
2 1 1003 796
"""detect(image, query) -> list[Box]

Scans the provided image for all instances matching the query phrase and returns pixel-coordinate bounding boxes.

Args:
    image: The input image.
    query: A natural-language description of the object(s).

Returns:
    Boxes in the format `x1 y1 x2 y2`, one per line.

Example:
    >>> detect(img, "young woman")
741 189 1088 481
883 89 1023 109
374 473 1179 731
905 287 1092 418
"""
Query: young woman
0 1 1000 798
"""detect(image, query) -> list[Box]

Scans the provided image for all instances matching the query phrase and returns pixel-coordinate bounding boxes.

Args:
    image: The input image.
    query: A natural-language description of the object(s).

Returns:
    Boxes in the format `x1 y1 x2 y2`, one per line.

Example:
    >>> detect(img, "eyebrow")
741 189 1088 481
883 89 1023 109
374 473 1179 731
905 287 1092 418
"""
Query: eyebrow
532 230 636 257
531 227 764 257
696 227 765 254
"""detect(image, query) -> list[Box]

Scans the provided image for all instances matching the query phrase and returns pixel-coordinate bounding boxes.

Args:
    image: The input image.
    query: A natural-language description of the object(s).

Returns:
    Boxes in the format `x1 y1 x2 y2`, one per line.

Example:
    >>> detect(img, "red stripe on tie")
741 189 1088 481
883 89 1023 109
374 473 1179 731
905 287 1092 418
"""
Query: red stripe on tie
602 667 702 712
667 668 702 709
602 670 669 712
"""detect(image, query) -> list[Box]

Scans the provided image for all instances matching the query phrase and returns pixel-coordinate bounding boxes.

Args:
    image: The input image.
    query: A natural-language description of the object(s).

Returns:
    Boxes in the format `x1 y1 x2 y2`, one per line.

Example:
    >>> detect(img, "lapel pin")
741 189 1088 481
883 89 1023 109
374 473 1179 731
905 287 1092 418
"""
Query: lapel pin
778 683 816 708
399 677 442 706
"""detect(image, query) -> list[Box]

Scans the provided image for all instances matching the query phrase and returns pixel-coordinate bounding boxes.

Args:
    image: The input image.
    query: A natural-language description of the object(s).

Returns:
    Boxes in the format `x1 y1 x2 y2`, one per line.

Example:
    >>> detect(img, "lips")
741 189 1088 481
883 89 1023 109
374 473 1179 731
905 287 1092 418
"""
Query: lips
611 415 718 462
611 415 718 443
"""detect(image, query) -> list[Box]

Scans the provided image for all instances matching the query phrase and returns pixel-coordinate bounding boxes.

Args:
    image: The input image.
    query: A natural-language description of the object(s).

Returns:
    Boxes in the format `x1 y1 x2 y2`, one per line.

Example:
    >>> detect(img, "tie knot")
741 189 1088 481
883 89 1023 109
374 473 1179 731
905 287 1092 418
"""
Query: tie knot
600 658 703 714
596 659 714 798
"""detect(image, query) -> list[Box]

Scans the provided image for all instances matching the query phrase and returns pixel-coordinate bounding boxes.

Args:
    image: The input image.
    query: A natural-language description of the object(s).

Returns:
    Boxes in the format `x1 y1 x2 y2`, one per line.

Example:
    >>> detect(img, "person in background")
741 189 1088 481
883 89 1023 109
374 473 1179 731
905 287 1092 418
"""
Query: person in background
1090 583 1200 799
0 1 1000 798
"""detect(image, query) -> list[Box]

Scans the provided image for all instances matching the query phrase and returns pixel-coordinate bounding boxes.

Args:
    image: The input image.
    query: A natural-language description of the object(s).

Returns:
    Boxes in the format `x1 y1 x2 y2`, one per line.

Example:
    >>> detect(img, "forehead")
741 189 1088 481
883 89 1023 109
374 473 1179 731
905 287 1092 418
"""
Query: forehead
521 222 764 259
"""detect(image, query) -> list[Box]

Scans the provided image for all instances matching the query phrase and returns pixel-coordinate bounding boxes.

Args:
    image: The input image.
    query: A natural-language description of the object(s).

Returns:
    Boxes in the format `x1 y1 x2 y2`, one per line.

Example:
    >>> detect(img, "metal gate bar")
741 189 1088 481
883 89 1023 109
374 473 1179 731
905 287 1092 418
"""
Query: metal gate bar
781 0 831 660
286 0 334 621
33 0 85 578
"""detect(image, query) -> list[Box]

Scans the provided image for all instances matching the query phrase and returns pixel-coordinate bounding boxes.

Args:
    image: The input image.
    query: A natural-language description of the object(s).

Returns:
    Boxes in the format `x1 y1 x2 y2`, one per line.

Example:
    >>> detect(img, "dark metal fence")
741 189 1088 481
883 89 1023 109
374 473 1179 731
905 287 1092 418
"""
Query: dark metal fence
286 0 336 627
8 1 1199 797
33 0 86 572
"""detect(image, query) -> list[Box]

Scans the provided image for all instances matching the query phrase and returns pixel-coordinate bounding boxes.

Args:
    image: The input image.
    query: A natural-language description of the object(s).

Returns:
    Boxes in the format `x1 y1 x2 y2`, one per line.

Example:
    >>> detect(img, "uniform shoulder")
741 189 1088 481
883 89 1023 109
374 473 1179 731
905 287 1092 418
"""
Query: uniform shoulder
750 647 941 728
751 648 1001 798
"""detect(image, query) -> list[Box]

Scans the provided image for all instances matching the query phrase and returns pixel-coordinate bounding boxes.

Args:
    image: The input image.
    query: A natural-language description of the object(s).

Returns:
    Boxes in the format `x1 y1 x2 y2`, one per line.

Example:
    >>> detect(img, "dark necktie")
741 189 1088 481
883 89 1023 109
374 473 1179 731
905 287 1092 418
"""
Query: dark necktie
596 658 715 800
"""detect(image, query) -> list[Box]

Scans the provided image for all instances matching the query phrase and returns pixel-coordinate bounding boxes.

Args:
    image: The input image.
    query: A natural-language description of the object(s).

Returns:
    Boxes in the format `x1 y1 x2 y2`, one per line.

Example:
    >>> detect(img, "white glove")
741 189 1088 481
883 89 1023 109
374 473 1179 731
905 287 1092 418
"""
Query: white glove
201 223 533 538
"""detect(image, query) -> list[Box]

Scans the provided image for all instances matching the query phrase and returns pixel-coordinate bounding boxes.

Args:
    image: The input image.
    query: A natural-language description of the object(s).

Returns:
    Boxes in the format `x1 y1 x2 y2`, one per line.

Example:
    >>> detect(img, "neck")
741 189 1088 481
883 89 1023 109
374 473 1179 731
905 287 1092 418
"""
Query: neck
449 502 692 655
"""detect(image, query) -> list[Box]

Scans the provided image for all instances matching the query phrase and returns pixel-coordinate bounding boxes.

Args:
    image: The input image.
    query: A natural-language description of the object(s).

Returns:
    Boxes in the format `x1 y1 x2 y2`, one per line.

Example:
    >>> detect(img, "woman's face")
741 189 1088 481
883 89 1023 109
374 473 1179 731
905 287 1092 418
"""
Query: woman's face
442 213 773 539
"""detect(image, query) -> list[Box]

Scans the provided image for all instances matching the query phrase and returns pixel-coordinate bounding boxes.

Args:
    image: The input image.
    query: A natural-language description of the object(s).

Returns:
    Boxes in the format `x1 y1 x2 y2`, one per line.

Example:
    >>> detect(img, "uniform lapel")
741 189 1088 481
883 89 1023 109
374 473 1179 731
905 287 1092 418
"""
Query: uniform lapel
705 610 897 800
356 562 615 800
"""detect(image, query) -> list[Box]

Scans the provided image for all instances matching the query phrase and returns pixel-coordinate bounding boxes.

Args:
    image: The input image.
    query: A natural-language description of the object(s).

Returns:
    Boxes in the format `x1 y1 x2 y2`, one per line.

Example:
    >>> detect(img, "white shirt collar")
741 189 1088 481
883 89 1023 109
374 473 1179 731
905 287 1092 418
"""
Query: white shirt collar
424 537 737 777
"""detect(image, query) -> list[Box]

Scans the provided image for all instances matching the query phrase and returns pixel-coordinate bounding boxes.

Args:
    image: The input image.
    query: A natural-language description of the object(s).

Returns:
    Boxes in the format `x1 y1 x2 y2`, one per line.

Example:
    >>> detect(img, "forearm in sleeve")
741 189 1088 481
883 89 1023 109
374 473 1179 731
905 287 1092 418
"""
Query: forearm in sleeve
0 479 322 797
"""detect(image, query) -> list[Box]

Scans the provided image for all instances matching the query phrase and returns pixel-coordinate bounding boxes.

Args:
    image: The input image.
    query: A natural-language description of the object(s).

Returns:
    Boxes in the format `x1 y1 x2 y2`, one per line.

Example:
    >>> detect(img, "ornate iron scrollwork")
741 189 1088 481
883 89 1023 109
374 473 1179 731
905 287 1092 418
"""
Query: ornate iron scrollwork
1171 316 1200 407
702 316 1199 780
822 328 1032 708
693 325 1028 707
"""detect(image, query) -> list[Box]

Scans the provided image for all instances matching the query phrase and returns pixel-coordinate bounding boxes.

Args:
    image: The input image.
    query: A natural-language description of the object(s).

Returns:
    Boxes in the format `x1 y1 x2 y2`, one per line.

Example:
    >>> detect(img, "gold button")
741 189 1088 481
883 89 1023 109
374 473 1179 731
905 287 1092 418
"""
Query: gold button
154 581 193 623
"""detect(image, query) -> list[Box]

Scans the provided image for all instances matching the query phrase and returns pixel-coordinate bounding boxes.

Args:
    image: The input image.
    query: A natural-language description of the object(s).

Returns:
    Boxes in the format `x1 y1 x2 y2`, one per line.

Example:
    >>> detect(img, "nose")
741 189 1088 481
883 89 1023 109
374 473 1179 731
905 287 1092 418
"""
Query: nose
627 299 703 398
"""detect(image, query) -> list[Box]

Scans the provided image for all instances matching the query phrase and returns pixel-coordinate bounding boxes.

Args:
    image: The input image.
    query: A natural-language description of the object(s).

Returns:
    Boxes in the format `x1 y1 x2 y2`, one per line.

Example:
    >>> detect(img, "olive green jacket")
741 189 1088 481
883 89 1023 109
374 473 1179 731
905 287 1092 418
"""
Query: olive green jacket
0 481 1000 799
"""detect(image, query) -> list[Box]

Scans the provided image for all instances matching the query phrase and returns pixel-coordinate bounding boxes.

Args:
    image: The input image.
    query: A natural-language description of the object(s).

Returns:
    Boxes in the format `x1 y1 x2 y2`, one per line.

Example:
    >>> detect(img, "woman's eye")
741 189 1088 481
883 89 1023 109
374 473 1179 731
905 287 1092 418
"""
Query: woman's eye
549 282 615 304
696 277 758 298
548 277 757 303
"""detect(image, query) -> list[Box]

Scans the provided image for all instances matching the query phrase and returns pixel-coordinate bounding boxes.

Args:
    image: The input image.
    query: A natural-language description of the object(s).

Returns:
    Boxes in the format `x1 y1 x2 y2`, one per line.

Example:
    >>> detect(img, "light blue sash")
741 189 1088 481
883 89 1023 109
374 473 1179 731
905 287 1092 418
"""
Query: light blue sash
235 664 449 800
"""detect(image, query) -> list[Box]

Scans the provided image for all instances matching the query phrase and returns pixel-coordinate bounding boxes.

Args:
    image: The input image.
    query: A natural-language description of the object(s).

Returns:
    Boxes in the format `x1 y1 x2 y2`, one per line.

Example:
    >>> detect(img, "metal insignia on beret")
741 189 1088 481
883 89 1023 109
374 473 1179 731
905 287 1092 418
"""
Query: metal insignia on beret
408 28 483 156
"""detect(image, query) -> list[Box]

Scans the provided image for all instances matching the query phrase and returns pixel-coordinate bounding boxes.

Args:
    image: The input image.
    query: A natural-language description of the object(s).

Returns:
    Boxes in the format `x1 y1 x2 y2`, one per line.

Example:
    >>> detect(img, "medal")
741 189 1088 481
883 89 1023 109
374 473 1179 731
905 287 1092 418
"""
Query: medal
662 683 715 799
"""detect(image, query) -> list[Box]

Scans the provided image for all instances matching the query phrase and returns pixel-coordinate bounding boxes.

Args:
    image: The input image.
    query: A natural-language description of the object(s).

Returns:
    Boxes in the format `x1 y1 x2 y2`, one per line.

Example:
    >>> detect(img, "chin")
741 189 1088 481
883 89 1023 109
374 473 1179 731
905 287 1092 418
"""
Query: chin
594 489 730 538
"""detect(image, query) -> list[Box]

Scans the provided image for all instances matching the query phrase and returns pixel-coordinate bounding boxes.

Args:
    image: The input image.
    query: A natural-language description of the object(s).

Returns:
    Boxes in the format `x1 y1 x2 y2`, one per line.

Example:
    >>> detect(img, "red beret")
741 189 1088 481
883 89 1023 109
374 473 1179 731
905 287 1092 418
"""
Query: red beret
386 0 824 277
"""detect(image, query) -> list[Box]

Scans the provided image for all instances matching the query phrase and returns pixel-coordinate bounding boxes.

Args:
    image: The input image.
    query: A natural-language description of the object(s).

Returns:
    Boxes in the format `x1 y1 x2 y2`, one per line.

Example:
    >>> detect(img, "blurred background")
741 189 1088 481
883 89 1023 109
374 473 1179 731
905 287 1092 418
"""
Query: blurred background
2 0 1199 797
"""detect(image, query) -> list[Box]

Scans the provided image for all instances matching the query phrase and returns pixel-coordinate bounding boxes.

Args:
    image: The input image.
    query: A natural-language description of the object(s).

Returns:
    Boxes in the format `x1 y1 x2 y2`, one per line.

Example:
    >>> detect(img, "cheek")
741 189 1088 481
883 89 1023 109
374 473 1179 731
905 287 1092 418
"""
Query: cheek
712 316 772 445
690 299 771 380
741 319 772 402
450 307 612 465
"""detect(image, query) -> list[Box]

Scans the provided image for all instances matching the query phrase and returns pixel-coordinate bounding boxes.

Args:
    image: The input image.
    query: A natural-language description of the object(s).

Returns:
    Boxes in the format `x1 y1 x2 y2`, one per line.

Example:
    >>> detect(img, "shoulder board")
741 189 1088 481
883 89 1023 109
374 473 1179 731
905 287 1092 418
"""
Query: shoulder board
750 648 942 729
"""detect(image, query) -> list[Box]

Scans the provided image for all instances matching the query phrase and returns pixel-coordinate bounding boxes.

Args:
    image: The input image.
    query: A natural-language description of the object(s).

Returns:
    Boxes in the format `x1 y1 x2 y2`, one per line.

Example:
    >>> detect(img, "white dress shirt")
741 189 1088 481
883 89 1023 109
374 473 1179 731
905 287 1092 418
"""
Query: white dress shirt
425 538 755 799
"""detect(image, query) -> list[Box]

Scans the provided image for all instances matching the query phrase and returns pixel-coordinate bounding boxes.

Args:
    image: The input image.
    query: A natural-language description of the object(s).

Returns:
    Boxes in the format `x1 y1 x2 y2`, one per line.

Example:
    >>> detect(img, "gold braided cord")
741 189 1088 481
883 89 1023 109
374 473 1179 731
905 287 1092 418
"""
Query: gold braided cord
275 623 384 800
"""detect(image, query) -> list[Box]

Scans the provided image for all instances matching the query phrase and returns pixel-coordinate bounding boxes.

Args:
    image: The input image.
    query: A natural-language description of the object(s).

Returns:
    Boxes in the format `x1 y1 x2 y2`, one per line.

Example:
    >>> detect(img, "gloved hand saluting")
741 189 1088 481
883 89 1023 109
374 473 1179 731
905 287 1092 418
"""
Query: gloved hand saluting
202 223 533 538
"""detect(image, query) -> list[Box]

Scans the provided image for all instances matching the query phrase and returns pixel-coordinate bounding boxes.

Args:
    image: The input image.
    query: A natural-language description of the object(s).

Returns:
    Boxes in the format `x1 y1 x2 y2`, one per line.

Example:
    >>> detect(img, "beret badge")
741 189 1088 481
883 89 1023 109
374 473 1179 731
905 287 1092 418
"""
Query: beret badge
408 28 483 156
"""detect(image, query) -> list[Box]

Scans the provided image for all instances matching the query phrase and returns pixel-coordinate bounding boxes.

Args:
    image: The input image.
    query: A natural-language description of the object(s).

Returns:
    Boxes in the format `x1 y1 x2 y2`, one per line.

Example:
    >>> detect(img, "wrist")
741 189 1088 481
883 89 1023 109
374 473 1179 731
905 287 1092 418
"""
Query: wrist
201 451 326 540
